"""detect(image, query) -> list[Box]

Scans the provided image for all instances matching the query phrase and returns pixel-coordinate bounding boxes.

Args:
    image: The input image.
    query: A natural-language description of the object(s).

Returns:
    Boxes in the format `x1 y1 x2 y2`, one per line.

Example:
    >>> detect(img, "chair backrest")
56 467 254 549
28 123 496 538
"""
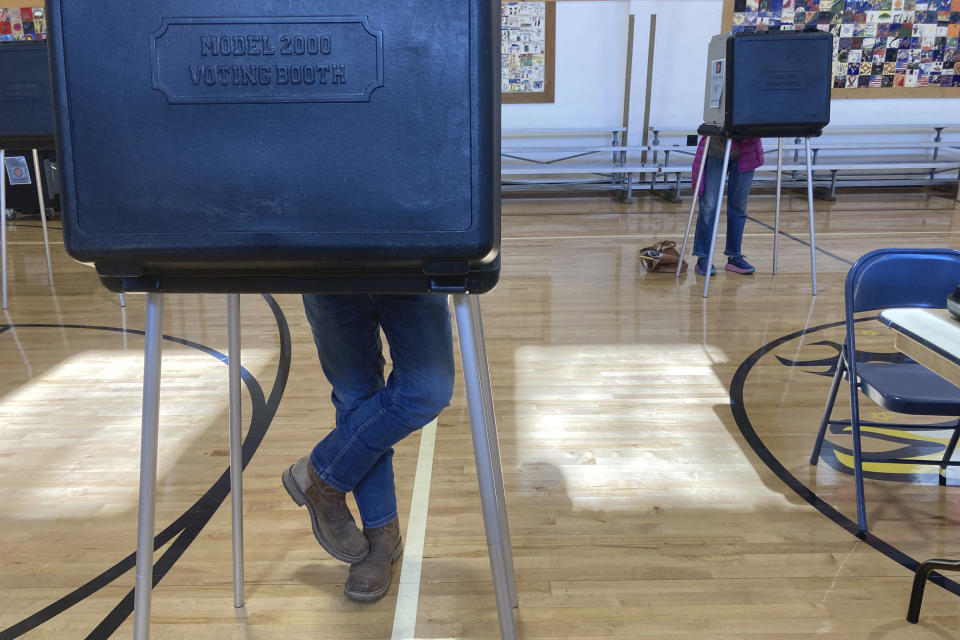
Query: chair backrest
846 249 960 317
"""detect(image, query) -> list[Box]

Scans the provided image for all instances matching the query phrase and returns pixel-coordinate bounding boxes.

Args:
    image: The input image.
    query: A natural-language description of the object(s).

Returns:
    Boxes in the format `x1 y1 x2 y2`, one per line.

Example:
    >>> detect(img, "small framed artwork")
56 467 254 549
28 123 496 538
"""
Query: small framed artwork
501 1 556 104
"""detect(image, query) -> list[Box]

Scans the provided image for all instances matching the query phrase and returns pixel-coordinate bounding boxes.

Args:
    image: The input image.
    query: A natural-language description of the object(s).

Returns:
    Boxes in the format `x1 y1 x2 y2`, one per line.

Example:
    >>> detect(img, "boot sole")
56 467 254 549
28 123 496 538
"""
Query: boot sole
343 541 404 603
282 465 369 564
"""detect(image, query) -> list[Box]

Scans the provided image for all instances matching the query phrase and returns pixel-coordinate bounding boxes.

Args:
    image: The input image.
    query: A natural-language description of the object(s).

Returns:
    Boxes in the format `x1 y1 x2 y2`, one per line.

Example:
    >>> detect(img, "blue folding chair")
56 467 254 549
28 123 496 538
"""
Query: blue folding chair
811 248 960 533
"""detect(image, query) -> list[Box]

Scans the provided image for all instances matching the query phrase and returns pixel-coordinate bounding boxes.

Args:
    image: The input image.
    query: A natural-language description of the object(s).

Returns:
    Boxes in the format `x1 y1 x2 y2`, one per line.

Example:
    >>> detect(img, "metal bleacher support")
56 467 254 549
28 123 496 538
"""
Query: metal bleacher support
499 125 960 204
500 127 637 200
646 124 960 203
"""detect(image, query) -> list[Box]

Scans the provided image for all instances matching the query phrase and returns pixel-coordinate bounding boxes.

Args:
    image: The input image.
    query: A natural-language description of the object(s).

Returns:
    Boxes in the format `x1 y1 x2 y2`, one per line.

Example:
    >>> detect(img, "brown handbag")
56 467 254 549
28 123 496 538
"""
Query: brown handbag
639 240 688 273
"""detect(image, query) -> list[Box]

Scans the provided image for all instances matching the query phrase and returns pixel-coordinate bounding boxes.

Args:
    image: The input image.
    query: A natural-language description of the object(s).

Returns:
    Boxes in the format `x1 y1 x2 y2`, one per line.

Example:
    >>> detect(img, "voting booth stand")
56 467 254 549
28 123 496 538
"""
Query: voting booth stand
0 42 56 309
47 2 518 638
677 30 833 298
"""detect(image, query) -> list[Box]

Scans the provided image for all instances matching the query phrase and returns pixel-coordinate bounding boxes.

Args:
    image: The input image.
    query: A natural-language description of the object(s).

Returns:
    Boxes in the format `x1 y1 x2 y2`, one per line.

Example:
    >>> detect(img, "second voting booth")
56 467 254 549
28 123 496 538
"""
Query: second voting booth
46 1 516 638
679 29 833 297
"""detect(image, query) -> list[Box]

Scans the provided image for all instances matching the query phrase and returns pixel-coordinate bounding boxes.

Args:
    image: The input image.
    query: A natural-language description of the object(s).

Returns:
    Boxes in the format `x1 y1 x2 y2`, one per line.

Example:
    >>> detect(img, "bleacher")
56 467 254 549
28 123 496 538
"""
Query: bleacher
500 125 960 203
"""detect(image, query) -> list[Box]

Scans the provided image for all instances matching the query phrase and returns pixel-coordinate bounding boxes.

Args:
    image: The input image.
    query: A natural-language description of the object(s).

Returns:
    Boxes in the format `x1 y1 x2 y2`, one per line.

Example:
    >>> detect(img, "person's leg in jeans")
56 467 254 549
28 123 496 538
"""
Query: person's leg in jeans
723 167 755 258
724 167 756 273
692 152 724 269
285 293 454 601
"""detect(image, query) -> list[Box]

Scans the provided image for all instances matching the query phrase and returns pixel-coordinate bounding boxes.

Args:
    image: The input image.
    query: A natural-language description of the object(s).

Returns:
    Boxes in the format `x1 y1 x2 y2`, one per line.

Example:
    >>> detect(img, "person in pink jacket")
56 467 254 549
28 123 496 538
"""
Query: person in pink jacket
689 135 764 275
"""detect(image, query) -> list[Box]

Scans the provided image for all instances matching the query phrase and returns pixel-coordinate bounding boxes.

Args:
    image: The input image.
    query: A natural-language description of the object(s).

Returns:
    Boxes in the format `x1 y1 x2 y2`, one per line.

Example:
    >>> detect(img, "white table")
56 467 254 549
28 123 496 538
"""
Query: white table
878 307 960 624
879 308 960 388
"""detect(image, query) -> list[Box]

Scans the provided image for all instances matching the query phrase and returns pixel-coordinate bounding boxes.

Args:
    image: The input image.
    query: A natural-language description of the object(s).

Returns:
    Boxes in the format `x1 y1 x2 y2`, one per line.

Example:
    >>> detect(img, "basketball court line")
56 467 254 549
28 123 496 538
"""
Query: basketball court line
391 418 439 640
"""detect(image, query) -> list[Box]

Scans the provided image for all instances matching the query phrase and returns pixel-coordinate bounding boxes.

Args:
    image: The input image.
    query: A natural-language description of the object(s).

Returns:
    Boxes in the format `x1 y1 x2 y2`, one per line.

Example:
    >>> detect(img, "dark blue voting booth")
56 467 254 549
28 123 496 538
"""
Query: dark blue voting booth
46 2 516 637
0 41 57 308
701 30 832 140
680 29 833 298
48 2 501 295
0 41 55 150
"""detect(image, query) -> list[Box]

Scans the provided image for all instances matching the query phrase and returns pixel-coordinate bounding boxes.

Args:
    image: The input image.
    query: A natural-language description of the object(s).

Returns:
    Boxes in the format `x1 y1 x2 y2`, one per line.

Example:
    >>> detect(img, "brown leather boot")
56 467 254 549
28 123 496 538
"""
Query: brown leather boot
282 456 369 563
344 518 403 602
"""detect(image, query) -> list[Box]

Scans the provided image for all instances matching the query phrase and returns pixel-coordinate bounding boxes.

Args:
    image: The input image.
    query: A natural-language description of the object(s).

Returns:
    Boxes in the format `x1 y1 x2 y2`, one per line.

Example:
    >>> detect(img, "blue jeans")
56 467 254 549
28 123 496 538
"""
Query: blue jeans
692 152 755 259
302 294 455 528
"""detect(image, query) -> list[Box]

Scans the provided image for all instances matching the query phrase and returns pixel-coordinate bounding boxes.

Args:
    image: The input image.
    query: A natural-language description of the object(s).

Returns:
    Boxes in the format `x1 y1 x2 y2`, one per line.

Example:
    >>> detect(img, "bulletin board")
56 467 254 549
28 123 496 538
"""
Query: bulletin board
721 0 960 98
0 6 45 41
501 1 556 103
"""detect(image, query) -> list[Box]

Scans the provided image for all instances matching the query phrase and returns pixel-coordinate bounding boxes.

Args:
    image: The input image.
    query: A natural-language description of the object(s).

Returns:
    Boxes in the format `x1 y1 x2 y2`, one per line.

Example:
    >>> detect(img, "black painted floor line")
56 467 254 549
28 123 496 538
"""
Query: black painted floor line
0 294 291 640
729 317 960 602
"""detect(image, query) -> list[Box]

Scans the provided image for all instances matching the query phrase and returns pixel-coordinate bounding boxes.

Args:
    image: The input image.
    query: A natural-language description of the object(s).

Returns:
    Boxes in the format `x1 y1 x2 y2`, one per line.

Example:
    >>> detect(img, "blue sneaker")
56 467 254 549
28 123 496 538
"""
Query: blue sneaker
726 255 756 274
695 257 716 276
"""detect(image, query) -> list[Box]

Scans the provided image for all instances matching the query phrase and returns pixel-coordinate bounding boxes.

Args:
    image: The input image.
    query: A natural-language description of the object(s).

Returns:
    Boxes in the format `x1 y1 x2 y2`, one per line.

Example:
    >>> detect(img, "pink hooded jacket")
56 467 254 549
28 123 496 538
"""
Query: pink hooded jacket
691 137 764 195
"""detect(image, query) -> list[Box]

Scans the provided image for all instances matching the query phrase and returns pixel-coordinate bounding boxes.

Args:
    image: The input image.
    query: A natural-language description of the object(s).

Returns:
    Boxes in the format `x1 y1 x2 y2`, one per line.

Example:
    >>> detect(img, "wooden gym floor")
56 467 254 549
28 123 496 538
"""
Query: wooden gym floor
2 187 960 639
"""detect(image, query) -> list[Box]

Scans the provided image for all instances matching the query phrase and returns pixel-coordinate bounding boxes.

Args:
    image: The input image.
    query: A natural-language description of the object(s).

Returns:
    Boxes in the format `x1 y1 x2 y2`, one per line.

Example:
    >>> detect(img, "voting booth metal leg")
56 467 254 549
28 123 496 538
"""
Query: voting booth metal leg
452 294 518 640
227 294 245 608
1 149 6 310
30 149 54 287
133 292 165 640
773 138 783 275
702 139 733 299
678 136 710 278
804 138 819 296
465 294 518 608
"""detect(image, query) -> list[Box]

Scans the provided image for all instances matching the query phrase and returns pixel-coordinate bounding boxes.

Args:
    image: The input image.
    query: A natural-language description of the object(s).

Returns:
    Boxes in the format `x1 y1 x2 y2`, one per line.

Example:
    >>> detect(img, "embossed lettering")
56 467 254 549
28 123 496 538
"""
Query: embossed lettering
200 35 276 56
201 34 326 57
190 63 274 86
154 18 381 103
200 36 217 56
241 65 258 84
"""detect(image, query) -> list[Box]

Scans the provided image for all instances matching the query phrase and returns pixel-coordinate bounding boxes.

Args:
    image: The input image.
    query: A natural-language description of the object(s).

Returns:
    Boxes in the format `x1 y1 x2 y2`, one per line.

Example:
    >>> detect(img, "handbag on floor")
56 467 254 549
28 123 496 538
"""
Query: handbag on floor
639 240 688 273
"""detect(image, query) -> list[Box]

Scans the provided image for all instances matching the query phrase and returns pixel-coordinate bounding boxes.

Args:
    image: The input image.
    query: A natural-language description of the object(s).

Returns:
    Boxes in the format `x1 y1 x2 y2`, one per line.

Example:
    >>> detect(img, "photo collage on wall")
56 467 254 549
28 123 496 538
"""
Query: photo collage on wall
0 6 45 41
731 1 960 90
502 1 548 93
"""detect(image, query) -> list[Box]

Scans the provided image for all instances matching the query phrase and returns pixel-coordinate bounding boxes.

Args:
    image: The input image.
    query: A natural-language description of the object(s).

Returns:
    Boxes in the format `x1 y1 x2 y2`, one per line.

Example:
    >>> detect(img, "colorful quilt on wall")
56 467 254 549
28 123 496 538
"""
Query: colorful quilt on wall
730 0 960 91
0 6 45 41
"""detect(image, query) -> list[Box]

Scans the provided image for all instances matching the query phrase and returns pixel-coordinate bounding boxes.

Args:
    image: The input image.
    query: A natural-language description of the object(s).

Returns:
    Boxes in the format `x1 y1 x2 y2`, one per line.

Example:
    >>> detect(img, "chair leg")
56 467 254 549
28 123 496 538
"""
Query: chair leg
811 344 846 464
907 559 960 623
847 346 868 533
939 420 960 486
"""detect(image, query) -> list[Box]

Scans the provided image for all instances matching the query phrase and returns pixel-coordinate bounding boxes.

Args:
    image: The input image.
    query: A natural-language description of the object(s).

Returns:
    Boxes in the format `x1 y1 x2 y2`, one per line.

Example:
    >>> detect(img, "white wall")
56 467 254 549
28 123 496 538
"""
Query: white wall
501 2 629 130
501 0 960 144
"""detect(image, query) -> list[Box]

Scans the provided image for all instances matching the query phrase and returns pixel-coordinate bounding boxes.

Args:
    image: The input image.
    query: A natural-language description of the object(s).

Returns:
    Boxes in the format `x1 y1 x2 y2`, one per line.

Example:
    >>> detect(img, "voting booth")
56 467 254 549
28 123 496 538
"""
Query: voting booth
0 41 55 149
680 29 833 298
0 41 56 308
701 30 832 139
49 2 501 295
46 1 516 638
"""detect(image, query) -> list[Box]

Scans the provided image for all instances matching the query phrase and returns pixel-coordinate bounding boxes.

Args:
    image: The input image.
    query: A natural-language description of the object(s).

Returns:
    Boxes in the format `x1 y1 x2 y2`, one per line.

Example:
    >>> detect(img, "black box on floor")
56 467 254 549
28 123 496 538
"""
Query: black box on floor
701 30 832 139
46 1 501 293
